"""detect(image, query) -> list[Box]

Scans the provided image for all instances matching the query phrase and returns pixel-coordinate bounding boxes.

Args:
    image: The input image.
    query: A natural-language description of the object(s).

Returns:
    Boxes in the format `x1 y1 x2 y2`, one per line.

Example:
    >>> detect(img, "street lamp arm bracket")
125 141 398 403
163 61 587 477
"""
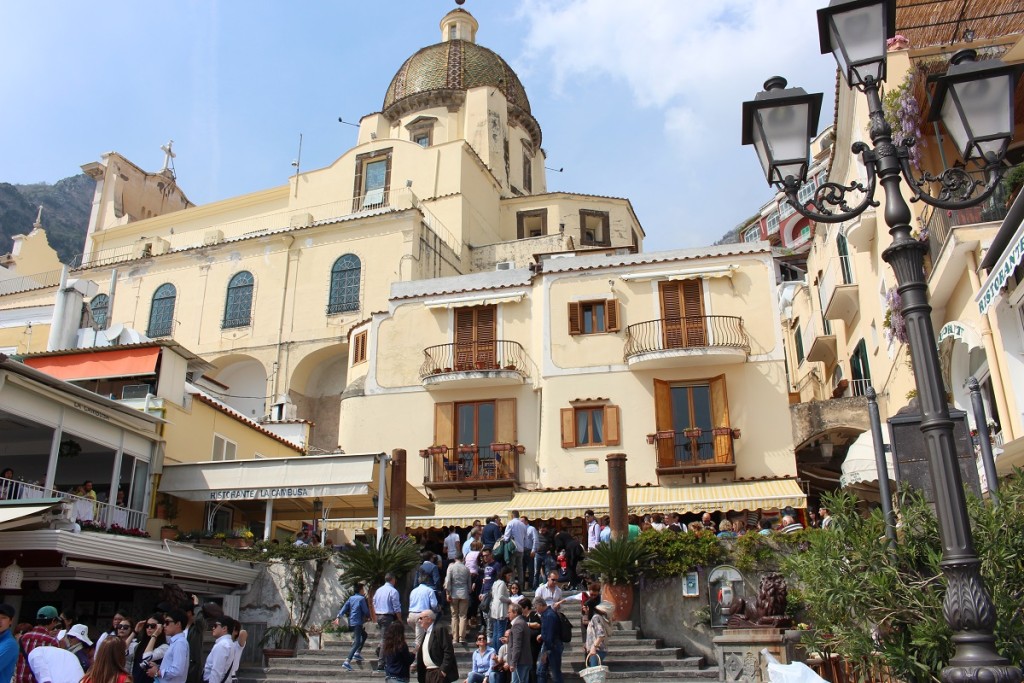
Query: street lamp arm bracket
898 146 1005 211
783 151 879 224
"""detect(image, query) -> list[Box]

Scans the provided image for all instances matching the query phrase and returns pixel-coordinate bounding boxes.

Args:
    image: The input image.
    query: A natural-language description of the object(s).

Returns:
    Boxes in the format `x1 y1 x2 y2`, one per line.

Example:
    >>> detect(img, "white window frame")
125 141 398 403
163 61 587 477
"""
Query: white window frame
212 434 237 461
766 211 780 235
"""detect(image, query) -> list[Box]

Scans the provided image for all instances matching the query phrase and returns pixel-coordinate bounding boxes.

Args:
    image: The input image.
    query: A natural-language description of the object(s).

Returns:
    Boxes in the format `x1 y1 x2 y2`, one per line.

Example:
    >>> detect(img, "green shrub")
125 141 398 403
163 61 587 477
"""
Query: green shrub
635 528 723 578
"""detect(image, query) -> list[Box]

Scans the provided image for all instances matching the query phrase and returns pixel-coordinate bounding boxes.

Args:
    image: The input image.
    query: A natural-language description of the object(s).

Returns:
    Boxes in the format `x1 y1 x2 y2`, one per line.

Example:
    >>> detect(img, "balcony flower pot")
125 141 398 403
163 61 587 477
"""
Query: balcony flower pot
712 427 733 437
160 526 179 541
683 428 702 439
225 538 251 549
732 428 742 440
646 434 657 445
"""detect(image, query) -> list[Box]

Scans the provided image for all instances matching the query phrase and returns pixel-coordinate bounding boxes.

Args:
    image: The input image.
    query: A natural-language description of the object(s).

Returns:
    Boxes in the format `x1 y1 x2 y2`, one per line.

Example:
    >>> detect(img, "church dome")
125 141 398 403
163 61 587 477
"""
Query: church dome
381 9 540 146
383 39 531 116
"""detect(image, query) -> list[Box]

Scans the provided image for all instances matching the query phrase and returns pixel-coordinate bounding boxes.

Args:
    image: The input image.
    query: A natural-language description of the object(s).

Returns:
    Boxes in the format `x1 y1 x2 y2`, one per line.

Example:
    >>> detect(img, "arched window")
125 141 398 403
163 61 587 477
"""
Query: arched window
90 294 109 329
328 254 361 314
147 284 176 338
223 271 254 328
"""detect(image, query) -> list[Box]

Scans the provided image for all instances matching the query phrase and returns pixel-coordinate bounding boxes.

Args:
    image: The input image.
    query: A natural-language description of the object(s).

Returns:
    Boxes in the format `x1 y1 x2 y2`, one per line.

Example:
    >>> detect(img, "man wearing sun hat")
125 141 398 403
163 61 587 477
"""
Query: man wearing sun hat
0 603 19 683
16 606 60 683
63 624 92 670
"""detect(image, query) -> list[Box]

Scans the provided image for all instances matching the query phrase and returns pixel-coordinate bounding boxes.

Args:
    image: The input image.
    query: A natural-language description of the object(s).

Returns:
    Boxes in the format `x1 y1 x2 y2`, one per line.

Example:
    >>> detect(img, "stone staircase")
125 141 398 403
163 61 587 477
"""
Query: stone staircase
238 598 717 683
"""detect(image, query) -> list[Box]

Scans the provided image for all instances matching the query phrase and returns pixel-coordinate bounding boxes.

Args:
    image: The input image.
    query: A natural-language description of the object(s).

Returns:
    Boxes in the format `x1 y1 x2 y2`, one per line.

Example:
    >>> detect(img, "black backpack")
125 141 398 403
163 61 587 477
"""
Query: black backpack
557 610 573 642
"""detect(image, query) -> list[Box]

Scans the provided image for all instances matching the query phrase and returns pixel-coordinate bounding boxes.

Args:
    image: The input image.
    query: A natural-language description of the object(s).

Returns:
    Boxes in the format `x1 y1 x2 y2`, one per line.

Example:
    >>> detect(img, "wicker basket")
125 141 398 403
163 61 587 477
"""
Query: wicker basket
580 655 608 683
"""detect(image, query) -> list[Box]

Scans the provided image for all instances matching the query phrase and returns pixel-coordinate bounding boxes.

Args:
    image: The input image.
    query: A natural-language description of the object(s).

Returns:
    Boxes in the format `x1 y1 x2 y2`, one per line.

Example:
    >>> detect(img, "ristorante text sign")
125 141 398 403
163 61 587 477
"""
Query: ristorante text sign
210 487 311 501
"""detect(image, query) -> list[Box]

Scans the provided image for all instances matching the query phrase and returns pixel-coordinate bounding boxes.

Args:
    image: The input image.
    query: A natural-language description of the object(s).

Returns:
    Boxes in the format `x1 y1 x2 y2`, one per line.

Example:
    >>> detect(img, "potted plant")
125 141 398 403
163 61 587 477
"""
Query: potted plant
259 620 308 663
225 529 255 548
582 538 653 622
160 525 179 541
1002 163 1024 207
335 534 421 619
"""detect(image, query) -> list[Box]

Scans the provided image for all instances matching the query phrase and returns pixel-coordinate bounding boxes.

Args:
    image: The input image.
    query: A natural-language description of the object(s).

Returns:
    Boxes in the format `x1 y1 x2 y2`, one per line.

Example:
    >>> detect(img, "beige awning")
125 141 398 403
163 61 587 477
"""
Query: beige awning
0 500 66 531
508 479 806 519
426 292 526 309
325 499 508 531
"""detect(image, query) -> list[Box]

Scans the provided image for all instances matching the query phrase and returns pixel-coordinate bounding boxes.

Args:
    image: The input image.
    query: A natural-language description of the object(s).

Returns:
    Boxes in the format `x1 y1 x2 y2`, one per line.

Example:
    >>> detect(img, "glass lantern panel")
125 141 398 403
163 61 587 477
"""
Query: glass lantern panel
758 102 811 183
829 4 886 85
950 75 1012 159
940 95 971 159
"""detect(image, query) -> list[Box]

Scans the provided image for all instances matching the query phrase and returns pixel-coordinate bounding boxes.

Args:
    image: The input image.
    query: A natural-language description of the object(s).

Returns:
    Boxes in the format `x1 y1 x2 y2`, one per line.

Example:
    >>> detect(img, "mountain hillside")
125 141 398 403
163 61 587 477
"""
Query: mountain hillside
0 174 93 265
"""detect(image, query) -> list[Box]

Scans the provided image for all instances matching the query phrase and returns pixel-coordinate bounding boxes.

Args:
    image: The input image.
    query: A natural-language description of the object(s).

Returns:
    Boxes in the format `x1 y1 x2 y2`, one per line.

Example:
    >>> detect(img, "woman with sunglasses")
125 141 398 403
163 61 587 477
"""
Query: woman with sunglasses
130 616 167 683
465 633 494 683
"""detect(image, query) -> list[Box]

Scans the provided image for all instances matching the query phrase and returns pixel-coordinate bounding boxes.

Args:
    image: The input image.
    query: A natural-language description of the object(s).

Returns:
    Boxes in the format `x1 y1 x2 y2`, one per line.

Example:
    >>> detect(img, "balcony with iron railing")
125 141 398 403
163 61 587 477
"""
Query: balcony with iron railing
820 255 857 325
647 428 736 477
922 191 1009 302
0 269 63 297
420 340 531 389
624 315 749 370
0 476 149 531
418 443 521 491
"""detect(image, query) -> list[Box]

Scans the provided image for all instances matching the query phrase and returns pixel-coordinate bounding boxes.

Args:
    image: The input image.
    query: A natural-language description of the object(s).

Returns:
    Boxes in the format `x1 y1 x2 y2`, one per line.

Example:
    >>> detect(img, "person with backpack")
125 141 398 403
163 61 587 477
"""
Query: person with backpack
532 599 562 683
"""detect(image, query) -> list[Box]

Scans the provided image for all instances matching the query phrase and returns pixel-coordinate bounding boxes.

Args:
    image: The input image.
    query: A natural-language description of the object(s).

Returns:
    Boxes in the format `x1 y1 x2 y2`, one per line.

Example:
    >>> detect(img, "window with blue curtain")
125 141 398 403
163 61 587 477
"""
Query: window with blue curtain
90 294 109 329
328 254 361 314
223 271 254 328
147 284 176 338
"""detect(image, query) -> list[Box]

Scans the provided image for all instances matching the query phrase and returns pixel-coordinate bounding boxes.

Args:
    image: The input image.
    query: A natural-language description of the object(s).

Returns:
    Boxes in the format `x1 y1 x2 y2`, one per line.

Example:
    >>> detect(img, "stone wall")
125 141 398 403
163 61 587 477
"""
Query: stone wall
635 572 717 662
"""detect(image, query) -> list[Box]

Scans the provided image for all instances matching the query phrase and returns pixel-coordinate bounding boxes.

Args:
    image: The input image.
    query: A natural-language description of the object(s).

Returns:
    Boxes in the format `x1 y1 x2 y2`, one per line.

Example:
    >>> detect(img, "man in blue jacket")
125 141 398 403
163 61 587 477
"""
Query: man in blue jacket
534 598 563 683
0 603 18 683
338 583 370 671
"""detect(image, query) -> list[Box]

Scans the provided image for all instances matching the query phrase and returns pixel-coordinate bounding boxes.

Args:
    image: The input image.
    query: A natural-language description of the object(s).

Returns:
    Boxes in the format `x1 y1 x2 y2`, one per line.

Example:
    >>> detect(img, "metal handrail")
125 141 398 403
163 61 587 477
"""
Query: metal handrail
0 268 63 296
0 476 148 530
624 315 749 358
924 197 1009 265
420 340 531 379
651 429 735 470
421 444 519 486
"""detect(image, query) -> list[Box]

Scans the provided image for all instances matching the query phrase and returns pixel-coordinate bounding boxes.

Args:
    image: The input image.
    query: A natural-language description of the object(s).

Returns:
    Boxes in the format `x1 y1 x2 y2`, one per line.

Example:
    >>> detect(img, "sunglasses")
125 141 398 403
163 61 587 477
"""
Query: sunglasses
117 625 132 631
212 623 224 629
146 624 159 629
162 620 175 626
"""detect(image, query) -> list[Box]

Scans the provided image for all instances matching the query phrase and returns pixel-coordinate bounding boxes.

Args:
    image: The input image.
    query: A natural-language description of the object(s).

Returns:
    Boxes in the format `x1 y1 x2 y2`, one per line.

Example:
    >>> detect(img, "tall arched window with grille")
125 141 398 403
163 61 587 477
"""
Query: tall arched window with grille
90 294 109 329
223 271 255 328
328 254 361 314
147 284 176 338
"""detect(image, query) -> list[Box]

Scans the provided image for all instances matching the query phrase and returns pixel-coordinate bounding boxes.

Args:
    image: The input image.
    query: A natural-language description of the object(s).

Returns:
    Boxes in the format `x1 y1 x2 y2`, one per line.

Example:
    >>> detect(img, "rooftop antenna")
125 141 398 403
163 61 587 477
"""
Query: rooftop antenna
160 140 176 177
337 117 360 128
292 133 303 198
545 166 564 173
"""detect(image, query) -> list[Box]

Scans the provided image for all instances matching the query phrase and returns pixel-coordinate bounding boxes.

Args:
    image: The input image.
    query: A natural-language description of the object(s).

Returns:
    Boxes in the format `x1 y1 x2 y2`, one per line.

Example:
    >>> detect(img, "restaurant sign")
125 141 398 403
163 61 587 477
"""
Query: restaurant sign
209 487 311 501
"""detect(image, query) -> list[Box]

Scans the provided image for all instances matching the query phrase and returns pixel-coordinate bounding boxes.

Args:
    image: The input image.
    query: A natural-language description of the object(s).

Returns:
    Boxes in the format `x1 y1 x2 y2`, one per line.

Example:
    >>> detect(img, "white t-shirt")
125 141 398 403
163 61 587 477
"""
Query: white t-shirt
27 646 84 683
444 532 460 559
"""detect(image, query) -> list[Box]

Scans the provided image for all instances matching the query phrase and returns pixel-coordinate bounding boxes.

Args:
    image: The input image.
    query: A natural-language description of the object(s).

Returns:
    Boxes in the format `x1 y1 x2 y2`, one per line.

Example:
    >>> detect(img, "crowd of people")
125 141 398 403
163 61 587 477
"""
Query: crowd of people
0 585 247 683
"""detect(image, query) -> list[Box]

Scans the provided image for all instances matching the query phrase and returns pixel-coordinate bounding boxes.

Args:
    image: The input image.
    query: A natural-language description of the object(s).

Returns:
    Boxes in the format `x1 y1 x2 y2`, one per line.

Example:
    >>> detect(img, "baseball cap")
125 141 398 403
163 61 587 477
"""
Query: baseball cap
0 603 15 619
37 606 59 620
67 624 93 645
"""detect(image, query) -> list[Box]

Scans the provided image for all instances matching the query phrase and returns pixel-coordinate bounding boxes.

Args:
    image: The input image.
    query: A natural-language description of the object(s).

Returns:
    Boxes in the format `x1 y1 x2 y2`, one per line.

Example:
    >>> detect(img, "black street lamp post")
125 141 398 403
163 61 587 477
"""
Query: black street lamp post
742 1 1021 681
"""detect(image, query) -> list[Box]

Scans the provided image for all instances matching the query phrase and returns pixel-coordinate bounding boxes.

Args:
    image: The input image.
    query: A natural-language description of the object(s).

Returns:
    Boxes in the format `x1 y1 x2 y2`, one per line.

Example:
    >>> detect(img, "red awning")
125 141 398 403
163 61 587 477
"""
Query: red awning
25 347 161 381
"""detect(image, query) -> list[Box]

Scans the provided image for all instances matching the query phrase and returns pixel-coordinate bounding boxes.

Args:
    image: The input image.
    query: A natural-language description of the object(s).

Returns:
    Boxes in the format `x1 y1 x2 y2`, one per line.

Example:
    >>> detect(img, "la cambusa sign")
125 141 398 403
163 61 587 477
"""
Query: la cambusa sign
209 487 311 501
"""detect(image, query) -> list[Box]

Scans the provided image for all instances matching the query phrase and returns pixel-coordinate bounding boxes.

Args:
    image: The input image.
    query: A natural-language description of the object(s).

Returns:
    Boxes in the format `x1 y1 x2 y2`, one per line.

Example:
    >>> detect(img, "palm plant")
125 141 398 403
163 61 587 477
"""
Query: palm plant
336 533 421 590
582 537 653 585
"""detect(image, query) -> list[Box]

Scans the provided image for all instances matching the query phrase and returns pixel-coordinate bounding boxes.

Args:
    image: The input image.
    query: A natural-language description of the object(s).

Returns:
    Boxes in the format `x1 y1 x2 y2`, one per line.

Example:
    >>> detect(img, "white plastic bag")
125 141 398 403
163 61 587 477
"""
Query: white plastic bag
761 648 828 683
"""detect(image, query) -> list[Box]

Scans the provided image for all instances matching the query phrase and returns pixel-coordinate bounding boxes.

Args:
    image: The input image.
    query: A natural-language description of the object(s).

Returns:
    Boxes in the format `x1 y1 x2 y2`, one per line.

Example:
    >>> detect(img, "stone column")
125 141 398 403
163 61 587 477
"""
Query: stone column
606 452 628 540
390 448 407 537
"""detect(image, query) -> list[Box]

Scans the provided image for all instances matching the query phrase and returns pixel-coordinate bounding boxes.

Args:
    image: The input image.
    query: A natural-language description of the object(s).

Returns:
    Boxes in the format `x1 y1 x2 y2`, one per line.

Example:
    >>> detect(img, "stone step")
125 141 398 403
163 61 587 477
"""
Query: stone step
322 629 646 645
263 657 705 677
297 646 688 661
240 666 716 683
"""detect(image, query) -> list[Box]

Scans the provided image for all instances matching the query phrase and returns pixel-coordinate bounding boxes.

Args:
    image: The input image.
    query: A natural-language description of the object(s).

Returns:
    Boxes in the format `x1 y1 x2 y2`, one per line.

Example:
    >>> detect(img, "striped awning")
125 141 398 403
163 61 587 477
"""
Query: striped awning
508 479 806 519
325 499 509 531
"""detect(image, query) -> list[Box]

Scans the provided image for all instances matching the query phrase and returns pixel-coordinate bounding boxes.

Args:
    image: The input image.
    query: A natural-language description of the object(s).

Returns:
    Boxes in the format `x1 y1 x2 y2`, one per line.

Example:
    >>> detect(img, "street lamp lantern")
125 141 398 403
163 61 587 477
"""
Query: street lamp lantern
930 49 1021 162
741 77 823 187
817 0 895 88
743 4 1021 682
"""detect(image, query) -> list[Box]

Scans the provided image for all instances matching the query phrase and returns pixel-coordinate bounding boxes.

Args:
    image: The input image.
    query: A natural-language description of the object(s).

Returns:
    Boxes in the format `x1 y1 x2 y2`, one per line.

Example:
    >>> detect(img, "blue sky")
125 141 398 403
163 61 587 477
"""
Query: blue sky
0 0 837 252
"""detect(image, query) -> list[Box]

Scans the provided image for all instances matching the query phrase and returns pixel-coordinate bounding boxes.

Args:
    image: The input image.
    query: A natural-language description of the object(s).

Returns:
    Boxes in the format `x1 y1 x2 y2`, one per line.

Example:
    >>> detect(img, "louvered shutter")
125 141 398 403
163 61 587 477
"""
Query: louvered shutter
681 280 707 347
603 404 620 446
659 282 683 349
454 308 474 370
605 299 620 332
475 306 497 369
560 408 576 448
495 398 517 443
709 374 732 465
568 302 582 335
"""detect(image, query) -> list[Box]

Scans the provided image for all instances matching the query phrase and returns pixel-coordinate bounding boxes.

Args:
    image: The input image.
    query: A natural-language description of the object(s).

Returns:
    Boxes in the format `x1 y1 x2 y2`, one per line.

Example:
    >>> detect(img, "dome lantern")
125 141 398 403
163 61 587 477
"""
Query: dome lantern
440 8 478 43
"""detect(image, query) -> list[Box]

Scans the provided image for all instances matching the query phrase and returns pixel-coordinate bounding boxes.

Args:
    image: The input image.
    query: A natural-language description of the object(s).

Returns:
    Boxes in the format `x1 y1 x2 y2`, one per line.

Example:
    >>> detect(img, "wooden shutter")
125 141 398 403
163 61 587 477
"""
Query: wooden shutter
681 280 707 347
709 374 732 465
605 299 620 332
475 306 496 368
653 379 675 468
567 302 582 335
603 404 620 446
659 282 683 349
434 402 455 448
455 308 474 370
560 408 576 448
495 398 517 443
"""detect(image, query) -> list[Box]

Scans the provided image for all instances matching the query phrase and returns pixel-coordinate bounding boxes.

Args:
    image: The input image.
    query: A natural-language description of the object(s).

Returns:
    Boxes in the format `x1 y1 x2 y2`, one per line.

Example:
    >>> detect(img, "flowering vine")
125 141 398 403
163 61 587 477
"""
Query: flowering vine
882 70 924 171
883 286 908 345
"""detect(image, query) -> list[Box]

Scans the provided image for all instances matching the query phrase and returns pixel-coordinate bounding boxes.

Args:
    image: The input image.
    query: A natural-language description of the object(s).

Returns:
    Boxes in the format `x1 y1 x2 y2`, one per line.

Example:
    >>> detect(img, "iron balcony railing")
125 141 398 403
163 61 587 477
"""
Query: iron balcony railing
0 476 149 530
420 340 531 379
419 443 520 487
924 200 1009 265
624 315 749 359
650 428 735 471
0 268 63 296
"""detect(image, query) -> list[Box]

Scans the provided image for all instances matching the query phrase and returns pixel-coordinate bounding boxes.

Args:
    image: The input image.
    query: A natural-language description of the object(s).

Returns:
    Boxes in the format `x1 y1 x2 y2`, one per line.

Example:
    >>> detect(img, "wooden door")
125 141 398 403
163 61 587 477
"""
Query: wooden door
454 306 497 370
659 280 706 349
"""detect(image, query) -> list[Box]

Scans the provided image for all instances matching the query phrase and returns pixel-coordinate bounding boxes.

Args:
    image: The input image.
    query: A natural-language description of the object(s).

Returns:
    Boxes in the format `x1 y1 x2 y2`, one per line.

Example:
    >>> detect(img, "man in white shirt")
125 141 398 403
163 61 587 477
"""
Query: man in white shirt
26 647 83 683
203 617 236 683
585 510 600 551
443 527 461 570
534 571 563 612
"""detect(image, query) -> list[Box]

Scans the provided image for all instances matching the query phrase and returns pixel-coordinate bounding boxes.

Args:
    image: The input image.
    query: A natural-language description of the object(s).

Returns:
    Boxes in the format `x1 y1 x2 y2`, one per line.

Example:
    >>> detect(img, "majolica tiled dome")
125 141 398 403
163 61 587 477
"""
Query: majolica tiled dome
383 40 531 116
